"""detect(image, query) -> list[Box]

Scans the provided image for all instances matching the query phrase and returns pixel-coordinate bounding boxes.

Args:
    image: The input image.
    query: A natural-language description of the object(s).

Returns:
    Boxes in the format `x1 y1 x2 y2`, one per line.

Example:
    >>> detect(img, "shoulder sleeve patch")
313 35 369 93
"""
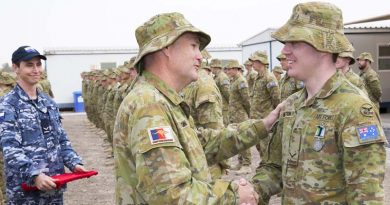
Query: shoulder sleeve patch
148 126 175 145
222 79 230 85
239 82 248 89
0 111 15 123
266 81 277 89
356 125 379 143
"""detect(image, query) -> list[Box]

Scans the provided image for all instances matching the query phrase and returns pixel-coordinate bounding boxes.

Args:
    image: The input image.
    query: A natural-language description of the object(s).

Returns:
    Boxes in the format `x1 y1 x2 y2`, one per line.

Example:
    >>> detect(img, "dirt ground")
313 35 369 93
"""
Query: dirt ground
61 113 390 205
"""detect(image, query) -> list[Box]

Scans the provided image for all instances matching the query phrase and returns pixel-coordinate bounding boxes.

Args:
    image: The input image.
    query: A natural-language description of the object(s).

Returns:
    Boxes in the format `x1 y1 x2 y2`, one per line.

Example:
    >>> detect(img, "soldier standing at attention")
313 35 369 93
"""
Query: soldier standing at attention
225 59 252 174
278 53 304 101
251 2 386 204
0 46 87 204
249 51 280 164
113 12 283 205
336 51 367 93
357 52 382 110
210 58 230 126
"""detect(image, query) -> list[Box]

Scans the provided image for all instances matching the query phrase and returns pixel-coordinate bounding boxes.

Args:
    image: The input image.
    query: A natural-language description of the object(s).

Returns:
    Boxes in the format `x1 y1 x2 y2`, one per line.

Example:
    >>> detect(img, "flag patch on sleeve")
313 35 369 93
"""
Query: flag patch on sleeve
356 124 379 142
148 126 175 145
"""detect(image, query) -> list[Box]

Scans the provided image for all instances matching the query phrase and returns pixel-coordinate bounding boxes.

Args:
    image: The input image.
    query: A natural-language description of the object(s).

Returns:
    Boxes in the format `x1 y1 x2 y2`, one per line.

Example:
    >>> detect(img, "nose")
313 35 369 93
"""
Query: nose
282 43 292 55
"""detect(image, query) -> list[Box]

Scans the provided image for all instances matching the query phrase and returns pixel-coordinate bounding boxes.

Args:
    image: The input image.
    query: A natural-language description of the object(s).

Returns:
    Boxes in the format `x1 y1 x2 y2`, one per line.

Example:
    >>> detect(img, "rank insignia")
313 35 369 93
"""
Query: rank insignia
360 103 374 117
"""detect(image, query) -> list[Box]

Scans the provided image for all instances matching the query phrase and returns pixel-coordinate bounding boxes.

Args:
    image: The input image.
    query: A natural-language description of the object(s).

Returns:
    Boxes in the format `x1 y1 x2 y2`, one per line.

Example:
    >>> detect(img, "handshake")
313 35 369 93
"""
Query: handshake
234 178 261 205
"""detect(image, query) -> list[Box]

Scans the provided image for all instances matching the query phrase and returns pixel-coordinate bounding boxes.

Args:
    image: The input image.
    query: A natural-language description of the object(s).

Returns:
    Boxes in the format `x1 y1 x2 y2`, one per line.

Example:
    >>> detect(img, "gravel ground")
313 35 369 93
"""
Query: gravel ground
61 113 390 205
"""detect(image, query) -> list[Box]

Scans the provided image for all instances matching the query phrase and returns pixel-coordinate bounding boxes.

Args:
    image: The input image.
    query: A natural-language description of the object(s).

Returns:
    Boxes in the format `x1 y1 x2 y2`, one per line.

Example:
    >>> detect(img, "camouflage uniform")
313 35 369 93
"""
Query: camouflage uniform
38 72 54 98
337 51 367 94
358 52 382 109
0 85 82 204
182 67 228 179
253 72 386 204
252 2 385 204
113 12 274 204
244 60 257 94
279 74 304 101
211 59 230 126
227 60 251 167
272 66 283 82
114 71 270 204
249 51 280 160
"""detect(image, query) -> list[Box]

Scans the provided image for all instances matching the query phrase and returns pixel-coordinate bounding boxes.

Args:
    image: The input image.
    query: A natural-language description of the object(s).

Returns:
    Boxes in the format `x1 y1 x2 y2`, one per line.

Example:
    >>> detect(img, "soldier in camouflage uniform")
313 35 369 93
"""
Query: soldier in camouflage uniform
272 66 283 82
0 46 86 205
113 12 282 205
210 58 230 126
38 71 54 98
244 60 257 95
251 3 386 204
112 58 138 118
336 51 367 93
278 53 305 101
102 69 120 143
225 59 252 173
182 61 229 180
249 51 280 166
357 52 382 110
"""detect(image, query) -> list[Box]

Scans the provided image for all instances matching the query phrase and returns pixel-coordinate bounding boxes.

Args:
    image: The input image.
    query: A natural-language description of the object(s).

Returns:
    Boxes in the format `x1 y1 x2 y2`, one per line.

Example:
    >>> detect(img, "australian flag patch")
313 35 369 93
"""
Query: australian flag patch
357 124 379 142
148 126 175 145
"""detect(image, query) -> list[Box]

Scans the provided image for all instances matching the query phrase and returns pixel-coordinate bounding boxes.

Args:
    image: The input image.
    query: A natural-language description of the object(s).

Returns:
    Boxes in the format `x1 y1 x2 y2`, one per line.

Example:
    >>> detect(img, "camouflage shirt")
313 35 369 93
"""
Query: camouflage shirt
246 69 258 94
213 71 230 125
342 68 367 94
279 74 304 101
182 68 224 130
360 65 382 109
113 71 269 205
252 71 386 204
229 73 250 123
250 70 280 119
0 84 82 203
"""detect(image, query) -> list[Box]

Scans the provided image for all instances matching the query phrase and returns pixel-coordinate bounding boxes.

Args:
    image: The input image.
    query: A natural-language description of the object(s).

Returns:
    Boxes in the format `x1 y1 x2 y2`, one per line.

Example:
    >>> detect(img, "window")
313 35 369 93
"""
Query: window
100 62 117 69
378 45 390 70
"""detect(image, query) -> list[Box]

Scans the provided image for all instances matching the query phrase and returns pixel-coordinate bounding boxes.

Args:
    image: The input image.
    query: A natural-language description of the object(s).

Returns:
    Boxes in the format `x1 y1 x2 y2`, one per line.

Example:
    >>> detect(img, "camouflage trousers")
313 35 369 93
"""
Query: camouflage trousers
237 149 252 166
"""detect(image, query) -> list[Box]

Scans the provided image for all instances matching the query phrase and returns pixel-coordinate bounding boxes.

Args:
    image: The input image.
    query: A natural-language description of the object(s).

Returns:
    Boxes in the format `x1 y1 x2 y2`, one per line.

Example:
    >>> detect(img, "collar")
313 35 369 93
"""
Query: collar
15 84 48 113
297 71 343 107
359 65 371 74
143 71 183 106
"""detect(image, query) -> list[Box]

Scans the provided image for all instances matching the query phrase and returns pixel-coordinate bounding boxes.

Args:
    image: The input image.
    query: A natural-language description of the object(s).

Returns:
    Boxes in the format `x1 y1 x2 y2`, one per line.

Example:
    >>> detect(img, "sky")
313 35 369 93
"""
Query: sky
1 0 389 65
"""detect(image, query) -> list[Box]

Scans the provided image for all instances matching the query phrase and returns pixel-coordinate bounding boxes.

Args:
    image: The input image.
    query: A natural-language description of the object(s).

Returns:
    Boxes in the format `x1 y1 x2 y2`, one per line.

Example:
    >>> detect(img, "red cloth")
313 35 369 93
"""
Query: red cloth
22 171 98 191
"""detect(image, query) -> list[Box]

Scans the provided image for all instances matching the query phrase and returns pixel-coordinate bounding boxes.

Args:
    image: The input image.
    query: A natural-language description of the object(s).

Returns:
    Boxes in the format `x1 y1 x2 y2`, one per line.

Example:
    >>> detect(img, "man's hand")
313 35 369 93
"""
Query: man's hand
234 178 259 205
262 101 285 132
34 173 57 191
73 164 88 172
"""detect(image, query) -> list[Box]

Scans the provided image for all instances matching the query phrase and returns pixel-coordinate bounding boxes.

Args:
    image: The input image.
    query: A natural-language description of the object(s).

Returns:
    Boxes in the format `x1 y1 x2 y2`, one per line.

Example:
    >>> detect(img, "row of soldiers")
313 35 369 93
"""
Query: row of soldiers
81 58 138 148
0 70 54 205
81 48 382 178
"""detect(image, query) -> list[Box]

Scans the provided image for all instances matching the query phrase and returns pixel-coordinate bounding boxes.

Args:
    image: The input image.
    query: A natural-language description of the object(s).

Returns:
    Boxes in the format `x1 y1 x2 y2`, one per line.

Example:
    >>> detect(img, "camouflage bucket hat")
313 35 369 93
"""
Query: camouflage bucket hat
133 12 211 71
225 59 240 69
271 2 354 54
0 72 16 85
126 56 137 69
339 51 356 65
356 52 374 63
276 53 286 61
201 49 212 60
272 66 284 74
210 58 222 68
244 60 252 66
249 51 269 65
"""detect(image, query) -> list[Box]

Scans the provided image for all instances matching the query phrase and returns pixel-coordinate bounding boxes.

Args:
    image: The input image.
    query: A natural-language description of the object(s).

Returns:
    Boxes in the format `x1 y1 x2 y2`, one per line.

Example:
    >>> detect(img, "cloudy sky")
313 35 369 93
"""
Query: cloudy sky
1 0 389 65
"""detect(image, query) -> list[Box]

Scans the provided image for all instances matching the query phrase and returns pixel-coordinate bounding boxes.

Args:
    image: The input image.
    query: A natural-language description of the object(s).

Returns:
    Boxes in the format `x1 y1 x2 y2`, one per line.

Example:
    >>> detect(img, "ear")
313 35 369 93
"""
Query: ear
161 46 170 58
12 63 19 74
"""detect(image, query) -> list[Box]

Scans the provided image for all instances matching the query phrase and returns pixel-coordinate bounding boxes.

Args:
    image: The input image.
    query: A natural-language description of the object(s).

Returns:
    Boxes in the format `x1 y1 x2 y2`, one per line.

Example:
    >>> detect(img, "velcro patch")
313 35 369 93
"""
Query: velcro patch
148 126 175 145
360 103 374 117
356 125 379 143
